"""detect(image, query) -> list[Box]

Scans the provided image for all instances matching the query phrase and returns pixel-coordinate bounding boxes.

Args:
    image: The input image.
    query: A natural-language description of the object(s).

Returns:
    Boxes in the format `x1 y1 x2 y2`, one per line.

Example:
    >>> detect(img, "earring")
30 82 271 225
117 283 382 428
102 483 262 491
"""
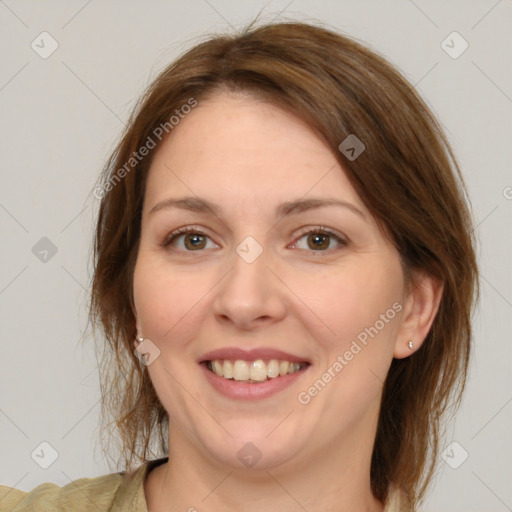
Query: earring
134 332 147 366
408 340 414 350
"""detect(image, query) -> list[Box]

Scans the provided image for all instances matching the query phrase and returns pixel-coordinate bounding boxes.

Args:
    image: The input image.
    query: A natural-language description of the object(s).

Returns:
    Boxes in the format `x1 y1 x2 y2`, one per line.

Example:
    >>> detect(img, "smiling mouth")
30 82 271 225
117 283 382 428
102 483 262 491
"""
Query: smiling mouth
204 359 310 383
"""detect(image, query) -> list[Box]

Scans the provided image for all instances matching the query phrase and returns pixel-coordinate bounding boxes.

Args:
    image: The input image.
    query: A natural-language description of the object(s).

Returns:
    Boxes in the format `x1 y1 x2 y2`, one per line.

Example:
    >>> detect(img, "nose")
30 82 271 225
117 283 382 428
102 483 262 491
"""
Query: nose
211 240 287 331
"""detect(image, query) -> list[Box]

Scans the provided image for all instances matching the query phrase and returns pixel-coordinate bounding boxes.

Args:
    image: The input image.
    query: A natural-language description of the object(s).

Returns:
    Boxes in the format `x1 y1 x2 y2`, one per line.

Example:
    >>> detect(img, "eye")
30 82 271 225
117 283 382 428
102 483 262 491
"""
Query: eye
163 227 217 251
292 227 347 252
162 226 347 253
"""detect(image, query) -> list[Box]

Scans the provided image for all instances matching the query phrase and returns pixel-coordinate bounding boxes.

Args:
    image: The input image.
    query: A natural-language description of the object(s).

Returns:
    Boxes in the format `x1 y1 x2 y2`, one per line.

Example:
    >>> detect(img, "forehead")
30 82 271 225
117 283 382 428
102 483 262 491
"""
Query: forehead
144 92 365 214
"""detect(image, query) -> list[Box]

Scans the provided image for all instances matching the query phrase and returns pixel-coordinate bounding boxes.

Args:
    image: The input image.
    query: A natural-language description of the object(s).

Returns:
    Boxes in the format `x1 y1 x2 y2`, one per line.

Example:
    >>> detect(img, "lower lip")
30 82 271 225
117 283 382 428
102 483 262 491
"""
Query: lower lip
200 363 310 400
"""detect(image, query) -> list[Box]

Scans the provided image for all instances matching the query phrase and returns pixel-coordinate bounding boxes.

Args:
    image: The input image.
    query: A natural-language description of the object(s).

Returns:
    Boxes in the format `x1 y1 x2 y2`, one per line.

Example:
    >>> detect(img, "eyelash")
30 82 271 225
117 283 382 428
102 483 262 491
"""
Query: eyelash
162 226 347 255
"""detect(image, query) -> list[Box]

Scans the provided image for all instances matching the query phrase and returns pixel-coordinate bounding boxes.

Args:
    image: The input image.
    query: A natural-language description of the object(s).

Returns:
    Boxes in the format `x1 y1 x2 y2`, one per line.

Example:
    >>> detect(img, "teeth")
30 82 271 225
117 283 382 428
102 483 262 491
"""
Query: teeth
208 359 307 382
267 359 280 378
233 360 249 381
249 360 267 382
223 360 233 379
212 360 223 377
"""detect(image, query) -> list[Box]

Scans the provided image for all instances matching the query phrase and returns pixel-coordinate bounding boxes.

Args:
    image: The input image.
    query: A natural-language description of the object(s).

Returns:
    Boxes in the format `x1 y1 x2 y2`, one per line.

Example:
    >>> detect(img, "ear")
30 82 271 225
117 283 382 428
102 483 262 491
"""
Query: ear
394 271 444 359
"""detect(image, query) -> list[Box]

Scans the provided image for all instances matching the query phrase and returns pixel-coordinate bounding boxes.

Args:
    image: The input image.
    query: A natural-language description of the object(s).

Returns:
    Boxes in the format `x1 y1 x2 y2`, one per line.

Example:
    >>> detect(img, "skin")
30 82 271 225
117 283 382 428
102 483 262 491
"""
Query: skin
132 91 443 512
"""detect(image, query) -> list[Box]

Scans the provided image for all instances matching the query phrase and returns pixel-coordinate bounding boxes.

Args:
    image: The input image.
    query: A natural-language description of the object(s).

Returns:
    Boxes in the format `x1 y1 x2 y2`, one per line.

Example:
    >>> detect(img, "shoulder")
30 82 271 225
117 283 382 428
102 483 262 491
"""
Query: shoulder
0 458 169 512
0 457 168 512
0 472 124 512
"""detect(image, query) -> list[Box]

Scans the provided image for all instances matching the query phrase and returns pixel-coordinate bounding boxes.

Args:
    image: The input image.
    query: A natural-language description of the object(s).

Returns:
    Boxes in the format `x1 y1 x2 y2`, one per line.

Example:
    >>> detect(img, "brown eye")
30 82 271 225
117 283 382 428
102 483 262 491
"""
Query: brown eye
293 228 347 253
183 233 207 250
307 233 330 250
163 228 216 251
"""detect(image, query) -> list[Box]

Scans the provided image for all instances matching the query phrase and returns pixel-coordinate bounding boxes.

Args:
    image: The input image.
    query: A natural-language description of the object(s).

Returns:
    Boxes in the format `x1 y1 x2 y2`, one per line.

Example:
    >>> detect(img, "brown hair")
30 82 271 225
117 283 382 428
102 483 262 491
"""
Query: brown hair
89 20 478 510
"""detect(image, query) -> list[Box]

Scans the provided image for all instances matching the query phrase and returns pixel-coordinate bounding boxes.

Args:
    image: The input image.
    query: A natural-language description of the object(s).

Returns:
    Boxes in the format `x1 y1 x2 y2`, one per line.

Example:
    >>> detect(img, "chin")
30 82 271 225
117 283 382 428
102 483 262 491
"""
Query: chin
199 421 304 471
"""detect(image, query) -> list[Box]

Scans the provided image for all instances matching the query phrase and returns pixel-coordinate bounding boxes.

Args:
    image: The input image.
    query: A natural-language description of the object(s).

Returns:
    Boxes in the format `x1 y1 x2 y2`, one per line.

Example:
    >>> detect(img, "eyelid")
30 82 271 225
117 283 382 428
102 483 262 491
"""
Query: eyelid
162 225 215 247
291 226 348 251
163 225 348 254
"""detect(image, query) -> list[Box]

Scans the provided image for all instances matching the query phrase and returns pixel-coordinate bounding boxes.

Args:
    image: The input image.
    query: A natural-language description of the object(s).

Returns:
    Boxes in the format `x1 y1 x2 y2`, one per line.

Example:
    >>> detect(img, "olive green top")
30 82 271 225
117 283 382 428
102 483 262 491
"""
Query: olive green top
0 457 167 512
0 457 405 511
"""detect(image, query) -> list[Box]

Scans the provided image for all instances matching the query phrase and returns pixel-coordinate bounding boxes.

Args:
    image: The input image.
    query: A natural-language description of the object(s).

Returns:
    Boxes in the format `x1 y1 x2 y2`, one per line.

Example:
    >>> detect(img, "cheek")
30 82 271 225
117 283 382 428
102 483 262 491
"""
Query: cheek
294 265 402 418
293 260 403 354
132 253 207 342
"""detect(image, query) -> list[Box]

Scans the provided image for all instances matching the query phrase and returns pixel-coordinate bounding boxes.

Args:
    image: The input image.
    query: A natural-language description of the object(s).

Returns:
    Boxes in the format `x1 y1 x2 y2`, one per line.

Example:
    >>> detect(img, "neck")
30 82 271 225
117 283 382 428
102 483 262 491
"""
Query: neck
145 408 383 512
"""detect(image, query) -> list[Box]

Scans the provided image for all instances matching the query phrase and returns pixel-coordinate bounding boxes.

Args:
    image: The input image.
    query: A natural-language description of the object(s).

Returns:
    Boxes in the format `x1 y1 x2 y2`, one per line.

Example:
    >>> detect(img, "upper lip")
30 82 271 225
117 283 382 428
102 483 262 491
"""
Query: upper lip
199 347 311 364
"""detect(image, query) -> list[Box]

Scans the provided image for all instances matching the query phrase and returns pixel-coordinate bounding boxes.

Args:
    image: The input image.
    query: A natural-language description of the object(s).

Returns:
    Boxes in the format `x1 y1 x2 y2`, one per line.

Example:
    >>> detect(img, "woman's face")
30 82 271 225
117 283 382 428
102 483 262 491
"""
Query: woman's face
133 91 410 471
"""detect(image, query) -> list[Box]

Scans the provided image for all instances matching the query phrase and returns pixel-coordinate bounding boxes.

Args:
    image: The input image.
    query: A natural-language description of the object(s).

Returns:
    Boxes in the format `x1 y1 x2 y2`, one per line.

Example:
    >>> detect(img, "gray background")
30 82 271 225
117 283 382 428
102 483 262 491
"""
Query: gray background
0 1 511 511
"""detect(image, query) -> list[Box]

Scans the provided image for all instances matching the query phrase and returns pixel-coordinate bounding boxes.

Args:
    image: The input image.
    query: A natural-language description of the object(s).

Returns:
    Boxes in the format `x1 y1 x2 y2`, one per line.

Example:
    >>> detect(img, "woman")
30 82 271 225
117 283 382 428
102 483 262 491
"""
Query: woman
0 20 478 512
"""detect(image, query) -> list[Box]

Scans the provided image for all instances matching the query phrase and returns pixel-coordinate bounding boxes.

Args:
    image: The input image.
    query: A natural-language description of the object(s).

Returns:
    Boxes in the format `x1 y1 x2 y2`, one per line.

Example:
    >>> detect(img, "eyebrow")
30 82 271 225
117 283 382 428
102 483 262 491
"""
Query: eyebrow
148 196 367 220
